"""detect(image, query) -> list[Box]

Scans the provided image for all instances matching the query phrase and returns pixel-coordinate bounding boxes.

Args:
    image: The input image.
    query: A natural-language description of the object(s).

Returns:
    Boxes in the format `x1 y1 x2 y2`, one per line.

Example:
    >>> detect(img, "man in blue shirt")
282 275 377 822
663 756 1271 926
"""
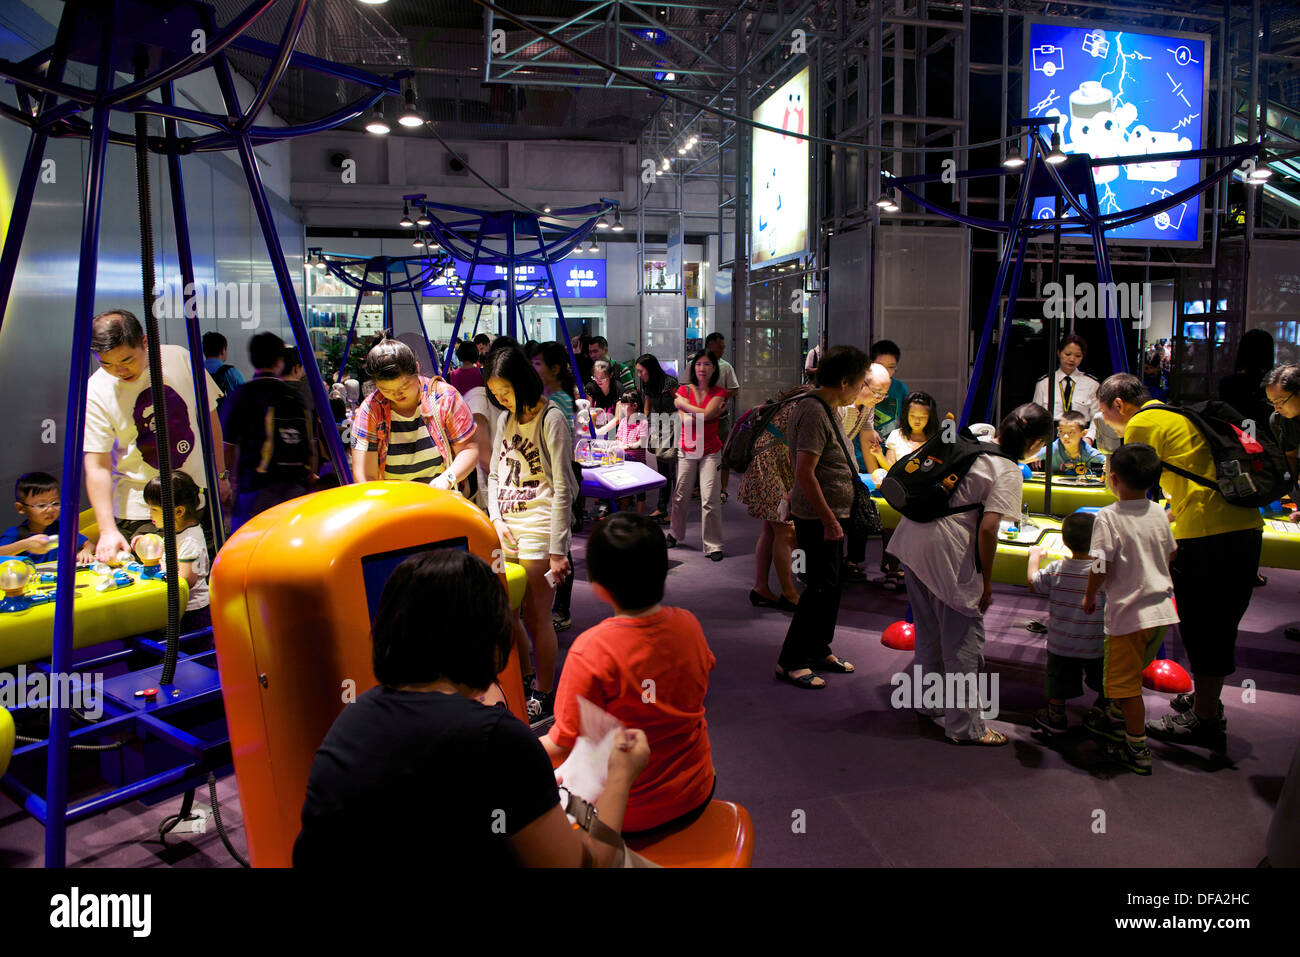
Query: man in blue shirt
203 331 246 398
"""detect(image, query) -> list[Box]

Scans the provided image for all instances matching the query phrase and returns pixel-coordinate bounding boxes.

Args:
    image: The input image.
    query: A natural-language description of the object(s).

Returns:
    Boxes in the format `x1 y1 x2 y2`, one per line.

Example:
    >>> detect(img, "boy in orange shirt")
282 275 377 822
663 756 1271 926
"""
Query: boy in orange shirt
543 512 717 834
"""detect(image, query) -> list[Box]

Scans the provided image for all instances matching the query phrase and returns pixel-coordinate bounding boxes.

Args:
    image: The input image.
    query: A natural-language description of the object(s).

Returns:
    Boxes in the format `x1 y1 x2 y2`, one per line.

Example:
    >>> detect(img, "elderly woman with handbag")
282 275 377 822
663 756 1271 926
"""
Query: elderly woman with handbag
775 345 879 690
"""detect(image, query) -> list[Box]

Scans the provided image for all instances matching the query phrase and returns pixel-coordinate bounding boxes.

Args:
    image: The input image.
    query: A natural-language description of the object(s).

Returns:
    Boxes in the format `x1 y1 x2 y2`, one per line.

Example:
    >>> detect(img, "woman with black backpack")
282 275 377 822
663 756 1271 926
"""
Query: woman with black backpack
886 403 1052 744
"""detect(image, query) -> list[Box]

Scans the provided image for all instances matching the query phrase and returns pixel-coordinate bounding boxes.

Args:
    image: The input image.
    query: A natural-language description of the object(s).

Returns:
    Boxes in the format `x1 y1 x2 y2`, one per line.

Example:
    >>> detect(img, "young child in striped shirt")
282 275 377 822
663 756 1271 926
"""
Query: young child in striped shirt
1027 510 1107 734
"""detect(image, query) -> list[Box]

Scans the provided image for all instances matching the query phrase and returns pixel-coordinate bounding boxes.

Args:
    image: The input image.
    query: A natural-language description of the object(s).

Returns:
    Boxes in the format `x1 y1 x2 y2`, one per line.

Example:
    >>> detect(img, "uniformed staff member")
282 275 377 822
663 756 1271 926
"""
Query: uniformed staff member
1033 334 1099 427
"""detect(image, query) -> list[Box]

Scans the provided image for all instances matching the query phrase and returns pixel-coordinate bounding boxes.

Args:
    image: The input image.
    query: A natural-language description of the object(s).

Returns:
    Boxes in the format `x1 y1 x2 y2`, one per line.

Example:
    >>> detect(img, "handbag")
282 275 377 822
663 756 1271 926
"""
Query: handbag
809 396 883 537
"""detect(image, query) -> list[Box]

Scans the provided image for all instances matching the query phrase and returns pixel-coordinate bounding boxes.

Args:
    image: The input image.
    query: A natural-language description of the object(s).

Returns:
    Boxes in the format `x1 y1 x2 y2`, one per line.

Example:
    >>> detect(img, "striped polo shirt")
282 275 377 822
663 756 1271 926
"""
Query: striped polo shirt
1031 556 1105 659
383 409 447 483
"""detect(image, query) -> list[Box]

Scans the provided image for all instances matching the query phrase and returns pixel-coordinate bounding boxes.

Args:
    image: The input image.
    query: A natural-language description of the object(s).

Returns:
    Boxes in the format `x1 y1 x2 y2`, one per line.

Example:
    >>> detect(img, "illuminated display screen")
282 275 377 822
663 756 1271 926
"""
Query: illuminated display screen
421 258 606 298
1025 20 1208 245
750 66 810 268
360 537 468 624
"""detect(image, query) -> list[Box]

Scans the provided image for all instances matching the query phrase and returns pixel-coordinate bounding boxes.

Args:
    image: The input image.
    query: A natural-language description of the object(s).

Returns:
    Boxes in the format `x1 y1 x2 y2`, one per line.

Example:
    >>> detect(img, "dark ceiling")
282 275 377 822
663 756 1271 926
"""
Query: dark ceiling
210 0 745 141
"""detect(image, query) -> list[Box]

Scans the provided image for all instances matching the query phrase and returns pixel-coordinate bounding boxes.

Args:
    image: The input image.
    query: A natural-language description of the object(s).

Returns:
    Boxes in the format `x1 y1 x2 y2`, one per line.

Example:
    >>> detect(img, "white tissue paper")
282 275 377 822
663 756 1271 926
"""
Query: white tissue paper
555 696 624 815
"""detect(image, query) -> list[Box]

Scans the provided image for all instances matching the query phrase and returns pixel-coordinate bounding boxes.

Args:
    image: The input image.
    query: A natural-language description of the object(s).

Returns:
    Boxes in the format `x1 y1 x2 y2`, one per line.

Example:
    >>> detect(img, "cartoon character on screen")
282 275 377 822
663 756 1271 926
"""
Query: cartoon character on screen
1124 122 1193 183
781 90 804 141
756 167 783 258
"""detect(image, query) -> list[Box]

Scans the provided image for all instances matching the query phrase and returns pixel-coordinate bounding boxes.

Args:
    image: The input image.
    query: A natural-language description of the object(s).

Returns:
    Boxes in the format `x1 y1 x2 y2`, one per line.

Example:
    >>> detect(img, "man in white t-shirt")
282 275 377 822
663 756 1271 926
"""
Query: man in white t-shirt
705 332 741 499
84 310 230 563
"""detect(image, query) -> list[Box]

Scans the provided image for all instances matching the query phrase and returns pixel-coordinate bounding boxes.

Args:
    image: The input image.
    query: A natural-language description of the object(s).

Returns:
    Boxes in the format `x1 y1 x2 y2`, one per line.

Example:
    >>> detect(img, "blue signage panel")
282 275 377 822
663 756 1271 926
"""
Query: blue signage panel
421 257 606 299
1025 21 1208 245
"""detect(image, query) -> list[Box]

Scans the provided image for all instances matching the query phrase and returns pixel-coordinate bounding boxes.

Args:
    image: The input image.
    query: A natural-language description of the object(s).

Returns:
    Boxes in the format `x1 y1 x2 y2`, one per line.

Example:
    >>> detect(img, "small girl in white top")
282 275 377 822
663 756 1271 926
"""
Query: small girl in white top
884 391 940 465
133 471 210 634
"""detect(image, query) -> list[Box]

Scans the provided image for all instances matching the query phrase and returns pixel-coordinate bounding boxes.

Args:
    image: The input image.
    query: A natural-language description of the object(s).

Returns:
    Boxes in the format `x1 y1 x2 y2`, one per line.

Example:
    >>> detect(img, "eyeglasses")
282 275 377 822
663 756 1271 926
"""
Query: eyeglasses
1268 392 1297 410
24 501 60 512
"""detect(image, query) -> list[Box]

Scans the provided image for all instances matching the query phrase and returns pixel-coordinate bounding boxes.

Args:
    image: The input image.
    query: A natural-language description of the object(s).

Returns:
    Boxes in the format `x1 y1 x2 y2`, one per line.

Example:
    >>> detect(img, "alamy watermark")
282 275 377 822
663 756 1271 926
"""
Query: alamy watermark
1043 275 1152 330
152 280 262 330
890 665 1001 719
0 665 104 719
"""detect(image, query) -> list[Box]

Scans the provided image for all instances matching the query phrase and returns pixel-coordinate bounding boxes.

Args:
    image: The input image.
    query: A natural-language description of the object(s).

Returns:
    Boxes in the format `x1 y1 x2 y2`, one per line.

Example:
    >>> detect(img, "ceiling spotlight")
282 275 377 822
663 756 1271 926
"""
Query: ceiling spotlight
1046 132 1066 165
612 211 624 232
365 104 390 135
678 146 687 155
664 72 676 82
398 86 423 128
399 204 413 228
1002 149 1025 169
356 0 390 5
543 205 552 213
416 209 431 227
588 238 599 253
412 236 426 248
596 215 610 230
1248 165 1272 182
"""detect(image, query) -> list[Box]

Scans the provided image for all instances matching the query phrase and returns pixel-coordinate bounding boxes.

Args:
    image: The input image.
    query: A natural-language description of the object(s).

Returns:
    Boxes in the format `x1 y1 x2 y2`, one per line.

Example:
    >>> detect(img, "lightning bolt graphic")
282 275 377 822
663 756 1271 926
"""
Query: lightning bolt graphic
1174 113 1200 130
1101 185 1121 215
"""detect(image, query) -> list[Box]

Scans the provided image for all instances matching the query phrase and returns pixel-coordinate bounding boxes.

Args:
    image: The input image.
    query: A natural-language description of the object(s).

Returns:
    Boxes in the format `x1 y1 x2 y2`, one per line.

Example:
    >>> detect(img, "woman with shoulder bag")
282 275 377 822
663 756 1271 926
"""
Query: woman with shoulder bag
485 345 576 725
775 345 875 690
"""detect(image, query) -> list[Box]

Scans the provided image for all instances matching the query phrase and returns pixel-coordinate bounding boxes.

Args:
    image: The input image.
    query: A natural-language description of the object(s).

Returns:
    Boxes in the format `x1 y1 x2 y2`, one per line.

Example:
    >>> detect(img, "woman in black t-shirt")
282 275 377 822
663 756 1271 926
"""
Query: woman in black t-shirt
636 354 679 522
294 549 649 867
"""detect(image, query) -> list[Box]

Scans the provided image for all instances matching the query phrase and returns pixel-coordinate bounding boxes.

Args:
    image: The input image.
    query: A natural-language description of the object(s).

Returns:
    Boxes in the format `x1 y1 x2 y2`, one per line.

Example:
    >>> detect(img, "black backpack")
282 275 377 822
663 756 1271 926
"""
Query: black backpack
721 387 809 473
879 425 1014 522
1131 401 1293 508
212 364 239 411
256 381 311 485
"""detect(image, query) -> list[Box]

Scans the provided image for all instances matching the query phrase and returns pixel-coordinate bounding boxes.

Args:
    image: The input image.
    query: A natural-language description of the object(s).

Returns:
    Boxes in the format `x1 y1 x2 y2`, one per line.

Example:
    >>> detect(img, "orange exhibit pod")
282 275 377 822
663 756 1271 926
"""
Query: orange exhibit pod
209 481 528 868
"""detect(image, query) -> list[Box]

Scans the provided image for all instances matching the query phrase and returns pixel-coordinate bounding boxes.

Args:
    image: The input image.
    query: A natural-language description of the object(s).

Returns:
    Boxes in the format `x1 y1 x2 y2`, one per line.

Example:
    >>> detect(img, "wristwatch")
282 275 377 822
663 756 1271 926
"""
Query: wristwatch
558 787 624 850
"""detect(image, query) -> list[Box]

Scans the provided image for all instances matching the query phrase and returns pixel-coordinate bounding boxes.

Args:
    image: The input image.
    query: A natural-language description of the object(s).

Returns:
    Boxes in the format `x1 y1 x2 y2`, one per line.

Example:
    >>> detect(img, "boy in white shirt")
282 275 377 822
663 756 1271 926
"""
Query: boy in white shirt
1082 443 1180 775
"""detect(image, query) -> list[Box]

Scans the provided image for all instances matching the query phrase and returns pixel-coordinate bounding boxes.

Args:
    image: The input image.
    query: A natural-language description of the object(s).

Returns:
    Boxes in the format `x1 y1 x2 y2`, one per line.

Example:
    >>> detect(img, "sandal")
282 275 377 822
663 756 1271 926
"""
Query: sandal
814 655 854 674
948 728 1009 746
775 667 826 690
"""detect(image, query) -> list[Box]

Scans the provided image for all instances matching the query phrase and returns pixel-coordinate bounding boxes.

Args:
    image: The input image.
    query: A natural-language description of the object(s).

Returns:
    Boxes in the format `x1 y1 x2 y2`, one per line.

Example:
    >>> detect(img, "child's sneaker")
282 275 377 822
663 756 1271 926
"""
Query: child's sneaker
527 690 555 729
1169 693 1227 728
1103 738 1153 775
1034 706 1068 735
1147 710 1227 750
1083 704 1124 743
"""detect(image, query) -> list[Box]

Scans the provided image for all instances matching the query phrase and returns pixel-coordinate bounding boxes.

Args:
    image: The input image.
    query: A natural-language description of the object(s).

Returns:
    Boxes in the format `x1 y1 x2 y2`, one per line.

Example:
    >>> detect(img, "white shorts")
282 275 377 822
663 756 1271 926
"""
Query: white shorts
503 528 551 562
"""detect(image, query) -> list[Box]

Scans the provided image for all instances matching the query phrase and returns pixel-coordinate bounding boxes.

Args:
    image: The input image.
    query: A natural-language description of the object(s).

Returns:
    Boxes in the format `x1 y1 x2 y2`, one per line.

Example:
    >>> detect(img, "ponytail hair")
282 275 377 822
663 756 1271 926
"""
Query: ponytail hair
538 341 577 399
996 402 1053 461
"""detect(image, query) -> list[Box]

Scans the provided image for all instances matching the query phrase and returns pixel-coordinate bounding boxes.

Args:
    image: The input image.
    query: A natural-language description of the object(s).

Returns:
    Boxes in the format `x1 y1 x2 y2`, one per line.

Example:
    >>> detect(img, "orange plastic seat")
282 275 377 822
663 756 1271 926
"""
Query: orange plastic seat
625 800 753 868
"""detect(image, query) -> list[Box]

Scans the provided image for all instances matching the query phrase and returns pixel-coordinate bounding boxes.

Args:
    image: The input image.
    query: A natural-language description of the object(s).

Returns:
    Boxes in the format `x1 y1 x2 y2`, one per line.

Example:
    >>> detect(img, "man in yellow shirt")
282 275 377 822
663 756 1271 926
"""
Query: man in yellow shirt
1098 374 1263 751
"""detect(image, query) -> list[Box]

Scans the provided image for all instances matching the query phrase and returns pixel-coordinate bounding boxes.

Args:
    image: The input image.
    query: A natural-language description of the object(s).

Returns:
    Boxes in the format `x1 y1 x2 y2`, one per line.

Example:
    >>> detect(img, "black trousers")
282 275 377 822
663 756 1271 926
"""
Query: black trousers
553 550 575 616
1170 528 1262 678
778 517 845 670
652 452 677 513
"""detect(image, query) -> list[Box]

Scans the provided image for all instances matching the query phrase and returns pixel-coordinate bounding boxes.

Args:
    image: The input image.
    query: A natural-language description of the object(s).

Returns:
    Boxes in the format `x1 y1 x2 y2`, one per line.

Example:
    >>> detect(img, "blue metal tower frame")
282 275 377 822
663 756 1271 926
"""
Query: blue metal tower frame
880 130 1261 426
0 0 401 866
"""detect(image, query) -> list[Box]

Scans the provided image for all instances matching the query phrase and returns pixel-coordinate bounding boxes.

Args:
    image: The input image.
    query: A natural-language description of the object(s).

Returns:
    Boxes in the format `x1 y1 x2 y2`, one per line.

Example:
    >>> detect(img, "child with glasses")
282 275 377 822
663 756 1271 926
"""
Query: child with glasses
0 472 95 563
